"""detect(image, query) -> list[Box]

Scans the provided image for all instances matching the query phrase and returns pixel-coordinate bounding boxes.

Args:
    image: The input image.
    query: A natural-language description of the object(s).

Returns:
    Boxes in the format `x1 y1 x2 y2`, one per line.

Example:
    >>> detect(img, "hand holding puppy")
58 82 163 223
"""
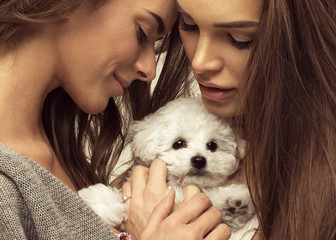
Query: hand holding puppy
78 97 256 239
123 159 231 240
121 159 170 238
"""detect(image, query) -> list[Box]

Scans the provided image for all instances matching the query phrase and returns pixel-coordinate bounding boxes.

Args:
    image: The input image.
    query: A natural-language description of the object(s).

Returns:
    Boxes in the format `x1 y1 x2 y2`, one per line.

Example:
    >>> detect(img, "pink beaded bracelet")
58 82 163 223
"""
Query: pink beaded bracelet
117 232 131 240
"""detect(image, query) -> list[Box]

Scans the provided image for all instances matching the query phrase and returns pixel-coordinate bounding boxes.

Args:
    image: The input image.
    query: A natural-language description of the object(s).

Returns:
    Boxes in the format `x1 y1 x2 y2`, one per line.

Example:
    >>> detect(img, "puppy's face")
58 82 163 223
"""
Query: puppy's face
160 119 241 188
129 97 245 188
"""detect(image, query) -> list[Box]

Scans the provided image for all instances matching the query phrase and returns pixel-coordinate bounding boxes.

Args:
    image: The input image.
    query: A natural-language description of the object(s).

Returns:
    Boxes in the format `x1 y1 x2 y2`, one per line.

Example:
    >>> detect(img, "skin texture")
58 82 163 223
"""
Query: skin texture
177 0 262 117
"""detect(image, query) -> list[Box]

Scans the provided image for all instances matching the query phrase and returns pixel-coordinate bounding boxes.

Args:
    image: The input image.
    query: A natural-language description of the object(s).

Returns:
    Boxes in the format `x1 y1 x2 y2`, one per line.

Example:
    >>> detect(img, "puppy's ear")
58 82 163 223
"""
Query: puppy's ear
128 113 163 162
236 137 247 159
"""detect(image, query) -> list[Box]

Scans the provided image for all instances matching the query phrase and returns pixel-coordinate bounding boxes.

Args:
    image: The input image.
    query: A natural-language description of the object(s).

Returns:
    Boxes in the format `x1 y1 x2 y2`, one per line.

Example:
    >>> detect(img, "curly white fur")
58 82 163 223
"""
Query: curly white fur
78 184 127 229
79 97 258 239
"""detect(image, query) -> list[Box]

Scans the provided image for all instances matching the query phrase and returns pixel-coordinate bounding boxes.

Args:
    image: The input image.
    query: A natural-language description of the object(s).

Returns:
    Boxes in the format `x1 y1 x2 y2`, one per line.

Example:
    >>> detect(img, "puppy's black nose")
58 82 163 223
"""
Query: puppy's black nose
191 156 207 169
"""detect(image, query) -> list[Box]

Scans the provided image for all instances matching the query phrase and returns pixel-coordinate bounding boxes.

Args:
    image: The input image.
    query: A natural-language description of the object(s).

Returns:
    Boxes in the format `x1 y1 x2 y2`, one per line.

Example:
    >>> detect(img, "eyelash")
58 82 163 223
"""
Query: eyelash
179 16 253 50
228 34 253 50
179 16 199 31
136 24 149 43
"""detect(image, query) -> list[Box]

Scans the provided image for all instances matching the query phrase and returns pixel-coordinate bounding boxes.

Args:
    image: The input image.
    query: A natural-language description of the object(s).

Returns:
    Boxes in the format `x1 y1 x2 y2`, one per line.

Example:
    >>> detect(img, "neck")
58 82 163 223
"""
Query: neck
0 32 59 145
0 28 78 193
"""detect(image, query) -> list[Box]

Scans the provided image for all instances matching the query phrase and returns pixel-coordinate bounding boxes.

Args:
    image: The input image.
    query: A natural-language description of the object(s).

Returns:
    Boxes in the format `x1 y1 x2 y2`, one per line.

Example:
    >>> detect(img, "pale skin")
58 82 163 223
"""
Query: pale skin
122 0 264 239
0 0 230 239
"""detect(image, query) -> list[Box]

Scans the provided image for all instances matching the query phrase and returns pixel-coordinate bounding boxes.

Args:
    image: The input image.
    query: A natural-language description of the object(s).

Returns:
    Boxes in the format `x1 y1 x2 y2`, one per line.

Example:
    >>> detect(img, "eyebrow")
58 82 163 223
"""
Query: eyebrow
176 1 259 29
213 21 259 28
144 9 165 34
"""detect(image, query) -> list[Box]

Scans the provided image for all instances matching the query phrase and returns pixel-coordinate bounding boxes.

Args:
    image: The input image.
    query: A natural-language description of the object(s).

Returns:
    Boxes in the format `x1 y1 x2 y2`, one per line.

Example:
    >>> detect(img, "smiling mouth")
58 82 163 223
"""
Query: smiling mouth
113 73 130 88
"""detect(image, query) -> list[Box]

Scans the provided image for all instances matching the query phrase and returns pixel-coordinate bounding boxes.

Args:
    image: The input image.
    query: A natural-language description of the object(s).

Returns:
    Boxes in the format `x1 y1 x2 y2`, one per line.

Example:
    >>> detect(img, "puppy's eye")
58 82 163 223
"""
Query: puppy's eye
172 139 187 150
206 141 217 152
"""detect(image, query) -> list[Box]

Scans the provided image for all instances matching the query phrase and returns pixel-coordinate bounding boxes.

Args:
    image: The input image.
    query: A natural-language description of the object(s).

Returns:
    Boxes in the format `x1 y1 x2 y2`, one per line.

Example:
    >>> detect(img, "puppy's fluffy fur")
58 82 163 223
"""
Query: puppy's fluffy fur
79 97 258 238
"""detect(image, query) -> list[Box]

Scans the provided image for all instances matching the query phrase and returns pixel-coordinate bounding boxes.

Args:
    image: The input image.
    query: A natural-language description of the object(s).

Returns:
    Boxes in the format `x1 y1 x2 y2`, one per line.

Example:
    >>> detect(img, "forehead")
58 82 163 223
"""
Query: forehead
177 0 262 23
136 0 178 29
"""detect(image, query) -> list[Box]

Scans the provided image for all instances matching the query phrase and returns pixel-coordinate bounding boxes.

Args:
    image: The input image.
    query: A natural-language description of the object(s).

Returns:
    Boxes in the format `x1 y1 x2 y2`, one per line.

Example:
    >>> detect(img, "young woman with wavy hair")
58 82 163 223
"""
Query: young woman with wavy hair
170 0 336 239
0 0 230 239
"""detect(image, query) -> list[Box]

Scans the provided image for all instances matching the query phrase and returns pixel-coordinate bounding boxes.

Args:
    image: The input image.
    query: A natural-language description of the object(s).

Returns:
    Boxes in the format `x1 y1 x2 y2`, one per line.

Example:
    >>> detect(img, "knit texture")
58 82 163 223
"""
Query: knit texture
0 143 118 240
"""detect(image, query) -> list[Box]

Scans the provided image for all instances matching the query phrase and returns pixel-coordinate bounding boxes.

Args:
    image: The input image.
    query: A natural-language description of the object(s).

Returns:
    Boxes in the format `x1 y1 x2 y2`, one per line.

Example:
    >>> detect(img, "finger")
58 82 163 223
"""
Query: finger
147 159 168 188
204 224 231 240
182 184 201 202
141 188 175 239
190 206 222 236
130 165 149 194
173 192 212 224
121 181 132 208
147 187 175 224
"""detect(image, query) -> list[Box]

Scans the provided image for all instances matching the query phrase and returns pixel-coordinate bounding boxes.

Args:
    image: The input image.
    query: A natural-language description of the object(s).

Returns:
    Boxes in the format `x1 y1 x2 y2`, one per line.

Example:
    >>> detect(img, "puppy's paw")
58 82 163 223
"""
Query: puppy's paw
205 184 255 232
78 183 127 229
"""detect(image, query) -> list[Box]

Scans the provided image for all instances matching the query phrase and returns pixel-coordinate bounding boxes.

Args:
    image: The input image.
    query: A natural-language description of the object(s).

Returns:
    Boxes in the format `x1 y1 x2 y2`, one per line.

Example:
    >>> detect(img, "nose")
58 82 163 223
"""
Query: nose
191 155 207 169
191 35 223 77
133 46 156 82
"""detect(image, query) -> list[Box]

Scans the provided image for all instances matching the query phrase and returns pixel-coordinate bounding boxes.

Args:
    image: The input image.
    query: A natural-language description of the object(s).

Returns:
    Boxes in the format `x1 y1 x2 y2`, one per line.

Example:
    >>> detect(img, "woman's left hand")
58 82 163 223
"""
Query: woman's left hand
121 159 170 238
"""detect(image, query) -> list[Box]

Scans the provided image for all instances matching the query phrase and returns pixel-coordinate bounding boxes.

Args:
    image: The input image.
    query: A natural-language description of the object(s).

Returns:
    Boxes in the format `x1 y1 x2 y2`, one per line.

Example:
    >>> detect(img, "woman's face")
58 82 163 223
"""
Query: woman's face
55 0 178 114
177 0 262 117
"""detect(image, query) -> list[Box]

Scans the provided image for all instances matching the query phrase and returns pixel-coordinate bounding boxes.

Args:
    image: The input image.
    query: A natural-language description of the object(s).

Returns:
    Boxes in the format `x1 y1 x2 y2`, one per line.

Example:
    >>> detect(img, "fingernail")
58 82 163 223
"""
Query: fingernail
164 186 172 198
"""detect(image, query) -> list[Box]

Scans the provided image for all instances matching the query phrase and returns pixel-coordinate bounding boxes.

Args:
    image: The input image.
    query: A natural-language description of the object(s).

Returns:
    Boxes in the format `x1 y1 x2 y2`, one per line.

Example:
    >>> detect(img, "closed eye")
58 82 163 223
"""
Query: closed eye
136 24 149 43
179 16 198 32
228 34 253 50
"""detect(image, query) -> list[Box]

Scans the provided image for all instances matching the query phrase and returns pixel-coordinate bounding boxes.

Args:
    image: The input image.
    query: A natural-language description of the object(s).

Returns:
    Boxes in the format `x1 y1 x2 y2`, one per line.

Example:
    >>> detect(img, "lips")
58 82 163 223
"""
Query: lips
113 73 130 88
198 82 236 101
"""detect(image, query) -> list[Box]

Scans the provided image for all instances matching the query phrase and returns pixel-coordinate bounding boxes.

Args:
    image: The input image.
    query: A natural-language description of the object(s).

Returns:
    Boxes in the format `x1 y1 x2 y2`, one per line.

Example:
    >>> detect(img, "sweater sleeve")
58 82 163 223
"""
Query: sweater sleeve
0 143 119 240
0 173 35 239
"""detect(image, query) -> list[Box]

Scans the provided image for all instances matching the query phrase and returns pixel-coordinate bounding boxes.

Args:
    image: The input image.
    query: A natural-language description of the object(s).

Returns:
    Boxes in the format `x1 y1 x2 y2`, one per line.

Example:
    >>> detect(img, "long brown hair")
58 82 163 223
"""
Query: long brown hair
0 1 193 190
240 0 336 239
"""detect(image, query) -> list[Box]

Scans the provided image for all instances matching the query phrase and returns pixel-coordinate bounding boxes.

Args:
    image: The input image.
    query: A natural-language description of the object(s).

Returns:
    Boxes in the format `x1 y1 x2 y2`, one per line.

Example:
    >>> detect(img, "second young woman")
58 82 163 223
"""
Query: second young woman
175 0 336 239
122 0 336 239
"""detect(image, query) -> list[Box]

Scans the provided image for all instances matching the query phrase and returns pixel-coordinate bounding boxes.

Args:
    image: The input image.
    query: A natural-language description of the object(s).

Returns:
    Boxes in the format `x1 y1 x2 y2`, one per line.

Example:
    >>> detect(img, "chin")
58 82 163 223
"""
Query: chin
78 99 109 115
202 98 239 118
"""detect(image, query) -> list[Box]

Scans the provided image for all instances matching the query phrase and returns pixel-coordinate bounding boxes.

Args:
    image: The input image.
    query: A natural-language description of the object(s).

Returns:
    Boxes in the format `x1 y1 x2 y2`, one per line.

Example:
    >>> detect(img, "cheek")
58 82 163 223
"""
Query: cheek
228 50 250 80
108 41 139 66
102 29 140 66
180 31 199 61
161 150 191 166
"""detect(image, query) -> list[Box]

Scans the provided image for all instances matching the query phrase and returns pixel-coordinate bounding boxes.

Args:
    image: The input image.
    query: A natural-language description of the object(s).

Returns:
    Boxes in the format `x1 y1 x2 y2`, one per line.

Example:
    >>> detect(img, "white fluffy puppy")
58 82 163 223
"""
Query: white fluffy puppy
79 97 257 237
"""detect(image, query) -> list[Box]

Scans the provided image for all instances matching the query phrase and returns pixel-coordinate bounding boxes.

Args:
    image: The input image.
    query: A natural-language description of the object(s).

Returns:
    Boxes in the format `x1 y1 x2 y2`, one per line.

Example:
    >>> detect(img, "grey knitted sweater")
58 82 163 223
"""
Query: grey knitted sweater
0 143 118 240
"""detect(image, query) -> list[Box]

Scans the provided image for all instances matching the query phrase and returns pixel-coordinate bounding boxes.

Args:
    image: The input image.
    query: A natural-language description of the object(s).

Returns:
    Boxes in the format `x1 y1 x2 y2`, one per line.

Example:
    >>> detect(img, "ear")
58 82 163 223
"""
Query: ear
236 137 247 159
128 113 164 162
